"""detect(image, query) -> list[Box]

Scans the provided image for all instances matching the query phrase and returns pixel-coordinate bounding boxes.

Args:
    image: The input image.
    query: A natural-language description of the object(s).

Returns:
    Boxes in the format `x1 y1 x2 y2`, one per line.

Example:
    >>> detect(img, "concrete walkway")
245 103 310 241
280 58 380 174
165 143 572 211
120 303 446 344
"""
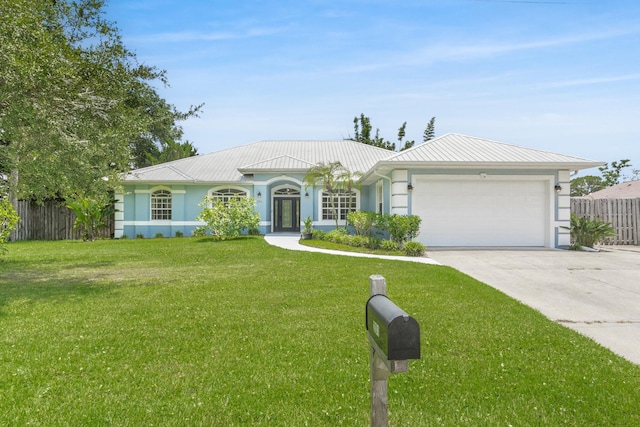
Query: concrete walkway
263 233 440 265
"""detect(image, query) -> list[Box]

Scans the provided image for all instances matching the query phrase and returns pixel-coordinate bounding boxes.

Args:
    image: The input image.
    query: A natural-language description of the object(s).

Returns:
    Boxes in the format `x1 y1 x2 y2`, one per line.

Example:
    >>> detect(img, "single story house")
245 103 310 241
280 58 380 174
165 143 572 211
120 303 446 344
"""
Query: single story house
118 133 602 247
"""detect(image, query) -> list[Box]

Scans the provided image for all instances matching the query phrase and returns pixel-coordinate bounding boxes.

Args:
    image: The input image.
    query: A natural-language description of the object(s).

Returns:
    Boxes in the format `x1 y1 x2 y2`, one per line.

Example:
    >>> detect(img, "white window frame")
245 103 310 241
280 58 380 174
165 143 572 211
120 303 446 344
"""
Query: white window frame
320 189 360 223
208 187 248 205
150 187 172 221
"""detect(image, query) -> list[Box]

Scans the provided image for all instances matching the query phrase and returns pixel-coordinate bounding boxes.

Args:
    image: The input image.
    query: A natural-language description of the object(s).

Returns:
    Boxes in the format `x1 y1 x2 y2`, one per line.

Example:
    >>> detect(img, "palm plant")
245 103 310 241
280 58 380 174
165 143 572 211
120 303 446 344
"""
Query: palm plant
563 214 615 249
303 161 362 229
66 196 116 241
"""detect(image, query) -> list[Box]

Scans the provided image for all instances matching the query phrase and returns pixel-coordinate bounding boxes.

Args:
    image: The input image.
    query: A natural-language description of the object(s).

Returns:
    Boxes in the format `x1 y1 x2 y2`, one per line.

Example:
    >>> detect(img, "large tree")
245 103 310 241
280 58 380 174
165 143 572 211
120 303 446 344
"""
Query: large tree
0 0 201 204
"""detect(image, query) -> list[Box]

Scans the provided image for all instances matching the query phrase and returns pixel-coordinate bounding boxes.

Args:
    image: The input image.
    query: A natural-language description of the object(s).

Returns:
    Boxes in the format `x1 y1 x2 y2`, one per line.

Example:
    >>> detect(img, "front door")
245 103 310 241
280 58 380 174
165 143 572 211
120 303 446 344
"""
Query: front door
274 197 300 232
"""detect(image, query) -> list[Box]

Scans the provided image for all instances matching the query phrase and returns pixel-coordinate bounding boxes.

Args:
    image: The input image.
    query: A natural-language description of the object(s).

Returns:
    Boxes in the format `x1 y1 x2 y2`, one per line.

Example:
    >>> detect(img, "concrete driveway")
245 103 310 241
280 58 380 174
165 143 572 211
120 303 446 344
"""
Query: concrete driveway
429 246 640 365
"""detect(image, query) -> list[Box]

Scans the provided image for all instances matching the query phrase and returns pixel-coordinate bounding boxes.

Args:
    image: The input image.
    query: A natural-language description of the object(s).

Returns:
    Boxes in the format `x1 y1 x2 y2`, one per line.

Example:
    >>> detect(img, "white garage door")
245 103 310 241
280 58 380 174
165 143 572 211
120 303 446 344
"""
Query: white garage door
412 177 548 247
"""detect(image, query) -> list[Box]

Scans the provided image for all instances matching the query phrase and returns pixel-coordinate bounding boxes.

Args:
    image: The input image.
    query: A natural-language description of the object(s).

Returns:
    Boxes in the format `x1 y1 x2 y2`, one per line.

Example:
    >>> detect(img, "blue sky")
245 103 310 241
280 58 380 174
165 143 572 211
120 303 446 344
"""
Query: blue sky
106 0 640 176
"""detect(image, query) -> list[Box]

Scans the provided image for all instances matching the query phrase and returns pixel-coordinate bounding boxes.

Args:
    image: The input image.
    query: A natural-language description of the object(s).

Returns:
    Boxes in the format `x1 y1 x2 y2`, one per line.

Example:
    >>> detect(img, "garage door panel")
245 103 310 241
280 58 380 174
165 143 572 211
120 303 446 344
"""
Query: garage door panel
413 178 547 247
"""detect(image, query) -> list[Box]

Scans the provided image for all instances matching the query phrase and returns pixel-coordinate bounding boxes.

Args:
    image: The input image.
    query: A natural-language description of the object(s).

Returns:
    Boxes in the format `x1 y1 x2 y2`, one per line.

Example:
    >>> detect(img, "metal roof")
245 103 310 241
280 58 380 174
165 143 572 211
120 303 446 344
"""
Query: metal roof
386 133 602 166
238 155 316 173
124 140 392 183
124 134 604 184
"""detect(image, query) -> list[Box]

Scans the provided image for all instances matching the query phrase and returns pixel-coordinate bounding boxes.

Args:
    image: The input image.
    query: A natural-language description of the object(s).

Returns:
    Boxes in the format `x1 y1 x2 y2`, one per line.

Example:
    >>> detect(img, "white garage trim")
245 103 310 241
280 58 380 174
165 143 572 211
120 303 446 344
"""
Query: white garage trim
411 174 555 247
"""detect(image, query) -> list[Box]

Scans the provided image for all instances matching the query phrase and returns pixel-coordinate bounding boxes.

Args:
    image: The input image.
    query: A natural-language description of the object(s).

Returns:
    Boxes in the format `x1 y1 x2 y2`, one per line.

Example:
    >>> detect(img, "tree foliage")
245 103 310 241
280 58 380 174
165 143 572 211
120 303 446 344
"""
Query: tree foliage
0 197 20 255
196 196 260 240
351 114 435 151
570 176 607 197
0 0 202 204
599 159 631 187
571 159 633 197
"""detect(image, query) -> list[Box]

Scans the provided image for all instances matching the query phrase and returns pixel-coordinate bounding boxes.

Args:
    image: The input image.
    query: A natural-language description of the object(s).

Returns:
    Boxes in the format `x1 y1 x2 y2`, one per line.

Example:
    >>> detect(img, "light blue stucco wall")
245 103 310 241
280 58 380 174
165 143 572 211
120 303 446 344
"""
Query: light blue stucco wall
120 173 383 238
119 167 567 247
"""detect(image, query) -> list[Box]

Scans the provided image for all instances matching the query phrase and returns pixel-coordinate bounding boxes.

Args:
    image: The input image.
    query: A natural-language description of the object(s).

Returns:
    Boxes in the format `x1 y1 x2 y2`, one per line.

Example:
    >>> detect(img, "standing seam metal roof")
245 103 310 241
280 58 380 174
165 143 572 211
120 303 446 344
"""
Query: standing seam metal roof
124 140 393 183
124 134 603 183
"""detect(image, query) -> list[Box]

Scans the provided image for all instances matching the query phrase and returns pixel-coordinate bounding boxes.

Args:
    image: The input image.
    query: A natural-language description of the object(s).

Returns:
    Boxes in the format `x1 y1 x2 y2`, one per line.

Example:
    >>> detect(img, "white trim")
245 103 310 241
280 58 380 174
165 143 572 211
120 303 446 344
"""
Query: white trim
114 192 124 238
255 176 304 186
316 188 361 226
124 220 205 226
271 184 301 197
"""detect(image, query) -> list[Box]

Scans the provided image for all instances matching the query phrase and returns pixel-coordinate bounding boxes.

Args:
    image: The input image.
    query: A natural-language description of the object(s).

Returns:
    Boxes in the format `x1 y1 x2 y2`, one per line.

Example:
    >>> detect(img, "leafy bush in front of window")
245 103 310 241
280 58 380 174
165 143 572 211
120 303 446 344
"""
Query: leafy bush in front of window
403 241 426 257
197 196 260 240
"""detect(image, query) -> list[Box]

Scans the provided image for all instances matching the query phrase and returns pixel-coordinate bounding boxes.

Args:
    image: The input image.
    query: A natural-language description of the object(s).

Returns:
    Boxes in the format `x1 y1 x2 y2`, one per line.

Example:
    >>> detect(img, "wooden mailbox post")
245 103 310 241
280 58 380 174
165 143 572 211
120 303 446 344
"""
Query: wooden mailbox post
367 275 421 427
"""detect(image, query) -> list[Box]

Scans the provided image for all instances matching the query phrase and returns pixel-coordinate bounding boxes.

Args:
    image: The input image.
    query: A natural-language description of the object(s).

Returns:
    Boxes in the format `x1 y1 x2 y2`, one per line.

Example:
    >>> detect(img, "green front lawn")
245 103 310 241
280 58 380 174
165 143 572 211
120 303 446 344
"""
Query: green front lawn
1 237 638 426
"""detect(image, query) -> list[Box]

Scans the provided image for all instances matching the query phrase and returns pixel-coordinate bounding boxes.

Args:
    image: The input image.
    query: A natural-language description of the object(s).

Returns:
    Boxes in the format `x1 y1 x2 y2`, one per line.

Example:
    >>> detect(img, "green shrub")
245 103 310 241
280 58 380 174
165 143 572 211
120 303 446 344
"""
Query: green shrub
136 233 144 239
197 196 260 240
66 196 115 242
0 198 20 257
154 233 164 238
175 231 184 238
380 240 400 251
403 241 426 257
377 213 422 247
312 229 327 240
326 228 349 244
563 214 616 249
192 227 207 237
350 235 368 248
366 236 381 250
347 211 377 237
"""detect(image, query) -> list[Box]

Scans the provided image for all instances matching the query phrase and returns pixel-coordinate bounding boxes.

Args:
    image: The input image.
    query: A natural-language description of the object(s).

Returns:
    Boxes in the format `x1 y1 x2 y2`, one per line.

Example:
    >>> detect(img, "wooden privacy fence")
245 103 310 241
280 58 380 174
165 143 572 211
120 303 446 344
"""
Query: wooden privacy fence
12 200 114 241
571 198 640 246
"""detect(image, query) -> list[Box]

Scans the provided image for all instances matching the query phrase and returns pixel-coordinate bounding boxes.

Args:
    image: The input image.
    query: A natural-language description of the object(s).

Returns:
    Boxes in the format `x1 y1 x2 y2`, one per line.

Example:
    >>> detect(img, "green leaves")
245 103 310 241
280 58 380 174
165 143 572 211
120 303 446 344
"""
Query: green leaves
563 214 616 249
1 0 201 202
196 196 260 240
0 197 20 248
66 195 116 241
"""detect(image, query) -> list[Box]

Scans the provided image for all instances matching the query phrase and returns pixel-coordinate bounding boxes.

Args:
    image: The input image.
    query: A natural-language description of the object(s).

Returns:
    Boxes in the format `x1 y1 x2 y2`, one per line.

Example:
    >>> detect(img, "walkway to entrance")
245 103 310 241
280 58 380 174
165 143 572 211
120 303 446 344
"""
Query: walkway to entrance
264 233 440 265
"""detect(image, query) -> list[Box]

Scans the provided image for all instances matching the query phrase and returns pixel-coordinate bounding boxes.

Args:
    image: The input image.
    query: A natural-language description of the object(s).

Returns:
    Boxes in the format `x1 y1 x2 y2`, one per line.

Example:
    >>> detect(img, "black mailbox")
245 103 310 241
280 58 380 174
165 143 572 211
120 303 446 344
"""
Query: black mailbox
366 294 420 361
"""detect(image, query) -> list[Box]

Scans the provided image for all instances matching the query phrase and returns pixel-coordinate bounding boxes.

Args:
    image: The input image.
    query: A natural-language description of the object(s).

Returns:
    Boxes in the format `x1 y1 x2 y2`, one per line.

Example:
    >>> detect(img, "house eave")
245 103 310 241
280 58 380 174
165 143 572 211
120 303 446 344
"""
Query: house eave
360 160 605 184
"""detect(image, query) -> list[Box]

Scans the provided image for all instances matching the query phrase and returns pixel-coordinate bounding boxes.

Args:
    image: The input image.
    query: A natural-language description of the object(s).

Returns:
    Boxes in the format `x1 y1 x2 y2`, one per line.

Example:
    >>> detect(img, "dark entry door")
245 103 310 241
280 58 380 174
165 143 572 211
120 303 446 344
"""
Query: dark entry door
274 197 300 232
